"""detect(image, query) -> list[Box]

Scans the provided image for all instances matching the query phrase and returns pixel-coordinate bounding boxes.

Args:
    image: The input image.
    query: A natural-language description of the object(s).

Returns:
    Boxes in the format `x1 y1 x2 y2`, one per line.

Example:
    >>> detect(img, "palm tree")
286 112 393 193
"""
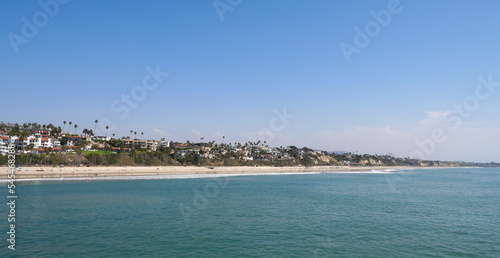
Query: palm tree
141 132 144 140
134 131 137 139
112 133 115 138
106 126 109 137
63 121 67 132
74 124 78 134
130 130 133 138
94 120 99 135
8 130 17 137
16 131 30 151
26 143 34 152
69 121 72 131
130 149 137 164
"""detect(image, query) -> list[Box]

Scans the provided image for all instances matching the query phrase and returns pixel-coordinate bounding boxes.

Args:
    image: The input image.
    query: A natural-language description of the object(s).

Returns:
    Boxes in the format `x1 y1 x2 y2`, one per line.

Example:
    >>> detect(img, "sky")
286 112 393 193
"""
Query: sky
1 0 500 162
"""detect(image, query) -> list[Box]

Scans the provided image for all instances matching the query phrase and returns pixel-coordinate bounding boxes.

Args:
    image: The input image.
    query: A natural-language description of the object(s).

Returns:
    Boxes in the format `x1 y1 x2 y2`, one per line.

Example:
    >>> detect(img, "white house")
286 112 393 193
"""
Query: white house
0 136 9 146
159 141 170 148
62 136 89 146
0 145 9 156
92 136 111 141
51 138 61 147
6 135 60 150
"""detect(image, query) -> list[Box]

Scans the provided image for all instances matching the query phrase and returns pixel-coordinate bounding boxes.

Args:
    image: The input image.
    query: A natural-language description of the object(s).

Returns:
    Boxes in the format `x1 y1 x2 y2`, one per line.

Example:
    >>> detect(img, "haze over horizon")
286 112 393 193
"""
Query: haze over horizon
1 0 499 163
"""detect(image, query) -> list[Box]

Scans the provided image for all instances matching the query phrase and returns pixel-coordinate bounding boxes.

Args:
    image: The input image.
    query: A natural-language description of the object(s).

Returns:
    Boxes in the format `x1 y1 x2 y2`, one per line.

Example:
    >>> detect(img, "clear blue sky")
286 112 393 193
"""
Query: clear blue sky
1 0 500 162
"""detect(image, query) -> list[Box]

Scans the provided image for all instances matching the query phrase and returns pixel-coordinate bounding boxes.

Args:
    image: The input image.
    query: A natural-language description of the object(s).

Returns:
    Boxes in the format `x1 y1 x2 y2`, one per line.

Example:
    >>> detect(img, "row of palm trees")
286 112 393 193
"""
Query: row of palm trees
129 130 144 140
8 123 63 138
21 120 149 141
4 120 149 141
62 120 111 137
62 121 77 134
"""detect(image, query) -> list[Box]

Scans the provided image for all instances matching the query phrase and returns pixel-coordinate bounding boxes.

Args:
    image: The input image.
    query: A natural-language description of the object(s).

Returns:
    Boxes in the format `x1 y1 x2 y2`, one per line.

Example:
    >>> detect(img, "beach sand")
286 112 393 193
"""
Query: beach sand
0 165 421 180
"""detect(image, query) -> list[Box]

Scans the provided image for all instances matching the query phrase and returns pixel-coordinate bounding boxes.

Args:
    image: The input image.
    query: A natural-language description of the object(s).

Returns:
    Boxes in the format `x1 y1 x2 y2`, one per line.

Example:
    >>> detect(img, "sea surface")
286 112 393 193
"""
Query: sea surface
1 167 499 257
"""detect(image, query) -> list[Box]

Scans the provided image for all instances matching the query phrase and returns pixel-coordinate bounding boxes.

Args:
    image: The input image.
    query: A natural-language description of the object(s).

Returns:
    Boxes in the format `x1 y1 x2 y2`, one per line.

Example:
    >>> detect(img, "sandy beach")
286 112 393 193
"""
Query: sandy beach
0 165 421 180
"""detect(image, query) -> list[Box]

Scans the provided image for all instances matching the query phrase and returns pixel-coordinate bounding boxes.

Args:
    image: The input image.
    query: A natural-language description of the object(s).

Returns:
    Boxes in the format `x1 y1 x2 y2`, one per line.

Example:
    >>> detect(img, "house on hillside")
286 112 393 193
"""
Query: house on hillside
62 136 89 146
0 136 9 145
0 145 9 156
159 141 170 148
92 136 111 141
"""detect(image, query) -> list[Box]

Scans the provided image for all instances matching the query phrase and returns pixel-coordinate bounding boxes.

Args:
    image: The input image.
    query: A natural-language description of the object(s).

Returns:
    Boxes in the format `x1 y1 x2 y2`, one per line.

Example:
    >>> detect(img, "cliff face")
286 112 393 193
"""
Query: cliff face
316 152 495 168
318 154 337 164
359 158 383 165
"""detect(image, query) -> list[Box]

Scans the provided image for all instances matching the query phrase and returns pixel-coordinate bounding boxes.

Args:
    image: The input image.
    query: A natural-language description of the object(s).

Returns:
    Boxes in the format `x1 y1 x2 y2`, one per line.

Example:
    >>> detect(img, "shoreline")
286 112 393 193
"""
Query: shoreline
0 165 459 181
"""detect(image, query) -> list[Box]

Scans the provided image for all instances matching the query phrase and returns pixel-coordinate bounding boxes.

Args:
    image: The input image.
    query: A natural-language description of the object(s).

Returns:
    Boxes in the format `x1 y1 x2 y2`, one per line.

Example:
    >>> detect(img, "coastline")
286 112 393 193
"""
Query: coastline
0 165 446 181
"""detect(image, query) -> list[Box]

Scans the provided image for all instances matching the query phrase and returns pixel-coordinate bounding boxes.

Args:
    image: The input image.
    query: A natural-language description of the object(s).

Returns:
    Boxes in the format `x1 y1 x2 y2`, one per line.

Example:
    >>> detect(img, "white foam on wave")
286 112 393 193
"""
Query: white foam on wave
367 168 400 173
321 169 403 174
0 172 323 182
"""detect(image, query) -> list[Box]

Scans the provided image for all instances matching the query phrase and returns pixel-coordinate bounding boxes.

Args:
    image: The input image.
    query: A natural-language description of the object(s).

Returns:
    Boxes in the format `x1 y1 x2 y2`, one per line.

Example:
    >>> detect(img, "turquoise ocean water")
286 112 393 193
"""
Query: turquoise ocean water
1 167 500 257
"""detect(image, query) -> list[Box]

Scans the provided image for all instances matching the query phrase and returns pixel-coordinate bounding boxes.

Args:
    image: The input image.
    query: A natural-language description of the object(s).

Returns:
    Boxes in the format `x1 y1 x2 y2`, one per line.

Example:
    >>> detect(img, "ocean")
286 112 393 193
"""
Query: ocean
1 167 499 257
